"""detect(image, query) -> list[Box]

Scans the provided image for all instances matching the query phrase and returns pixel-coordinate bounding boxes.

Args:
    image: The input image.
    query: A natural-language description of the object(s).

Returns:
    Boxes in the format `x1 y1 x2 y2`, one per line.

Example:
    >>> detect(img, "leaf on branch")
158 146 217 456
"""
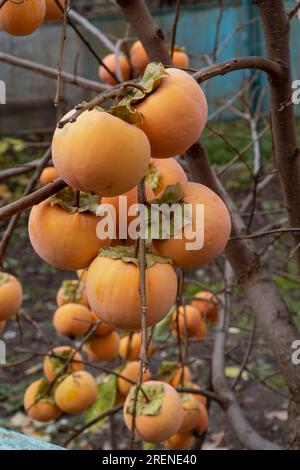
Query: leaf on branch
50 187 99 214
84 374 117 432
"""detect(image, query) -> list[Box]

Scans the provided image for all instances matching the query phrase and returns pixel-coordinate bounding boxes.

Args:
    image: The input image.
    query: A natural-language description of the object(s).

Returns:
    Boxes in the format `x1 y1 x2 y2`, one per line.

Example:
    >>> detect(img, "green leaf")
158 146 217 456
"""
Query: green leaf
153 308 174 342
35 378 56 406
225 366 248 380
84 374 117 432
143 442 156 450
150 183 184 205
157 361 178 381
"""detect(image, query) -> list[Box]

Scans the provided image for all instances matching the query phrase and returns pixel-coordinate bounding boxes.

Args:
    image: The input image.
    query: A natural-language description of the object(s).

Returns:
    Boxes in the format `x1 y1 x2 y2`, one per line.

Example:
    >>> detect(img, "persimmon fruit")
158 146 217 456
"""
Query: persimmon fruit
99 53 130 85
53 303 94 338
28 196 110 270
130 41 189 73
54 371 98 414
0 321 6 333
45 0 65 21
179 393 202 433
192 291 219 324
56 280 89 307
171 305 201 338
147 158 188 196
187 383 207 407
0 0 46 36
123 381 184 443
134 68 207 157
24 379 62 422
117 360 151 396
91 311 114 337
0 272 23 321
85 330 120 361
195 402 209 433
52 109 151 196
164 432 193 450
153 182 231 268
86 248 177 330
158 362 191 387
119 332 154 360
43 346 83 382
39 166 59 186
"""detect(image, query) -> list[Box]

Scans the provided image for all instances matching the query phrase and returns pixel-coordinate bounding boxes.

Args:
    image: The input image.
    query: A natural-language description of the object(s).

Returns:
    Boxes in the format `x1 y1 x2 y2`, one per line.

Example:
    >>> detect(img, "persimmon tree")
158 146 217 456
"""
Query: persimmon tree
1 0 300 451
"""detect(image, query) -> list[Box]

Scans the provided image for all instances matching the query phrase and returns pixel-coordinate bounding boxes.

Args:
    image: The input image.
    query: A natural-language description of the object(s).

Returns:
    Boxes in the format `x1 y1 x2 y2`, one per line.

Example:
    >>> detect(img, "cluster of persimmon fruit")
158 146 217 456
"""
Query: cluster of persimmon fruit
0 0 66 36
21 266 219 449
1 0 232 449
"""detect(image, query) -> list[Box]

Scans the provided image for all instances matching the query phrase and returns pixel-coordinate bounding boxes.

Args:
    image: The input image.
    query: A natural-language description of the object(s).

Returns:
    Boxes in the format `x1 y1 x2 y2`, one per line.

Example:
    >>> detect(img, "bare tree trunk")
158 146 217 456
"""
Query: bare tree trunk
255 0 300 273
116 0 171 64
185 141 300 448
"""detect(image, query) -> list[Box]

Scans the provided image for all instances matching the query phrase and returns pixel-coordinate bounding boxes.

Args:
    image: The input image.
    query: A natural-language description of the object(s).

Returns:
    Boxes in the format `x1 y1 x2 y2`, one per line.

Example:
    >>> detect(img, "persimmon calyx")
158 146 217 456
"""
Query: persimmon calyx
126 383 165 417
98 245 173 268
157 361 180 381
145 162 161 190
146 183 193 239
48 349 74 374
60 280 85 303
111 62 168 125
35 378 57 406
0 272 9 287
50 187 99 214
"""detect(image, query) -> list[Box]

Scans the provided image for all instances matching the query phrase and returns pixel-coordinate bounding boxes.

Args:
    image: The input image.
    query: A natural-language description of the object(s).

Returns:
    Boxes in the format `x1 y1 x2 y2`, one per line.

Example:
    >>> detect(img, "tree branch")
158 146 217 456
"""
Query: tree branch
0 178 67 222
116 0 171 64
193 56 284 83
0 53 107 93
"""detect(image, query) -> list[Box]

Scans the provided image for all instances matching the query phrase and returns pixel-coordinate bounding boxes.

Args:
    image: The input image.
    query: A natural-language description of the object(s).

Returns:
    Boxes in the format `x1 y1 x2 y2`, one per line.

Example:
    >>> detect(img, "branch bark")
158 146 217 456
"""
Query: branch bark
116 0 171 64
185 141 300 448
0 53 107 93
0 178 67 222
255 1 300 276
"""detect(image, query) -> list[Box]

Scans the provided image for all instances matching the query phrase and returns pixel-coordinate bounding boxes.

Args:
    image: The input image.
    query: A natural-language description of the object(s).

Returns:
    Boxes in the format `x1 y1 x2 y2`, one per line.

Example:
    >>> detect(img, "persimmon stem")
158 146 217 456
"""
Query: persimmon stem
74 189 80 209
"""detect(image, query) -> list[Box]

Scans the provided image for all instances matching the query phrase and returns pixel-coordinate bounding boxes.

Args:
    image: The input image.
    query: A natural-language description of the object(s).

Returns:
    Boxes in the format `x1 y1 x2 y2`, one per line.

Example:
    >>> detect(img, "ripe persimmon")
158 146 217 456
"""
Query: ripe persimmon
194 401 209 433
43 346 83 382
56 280 89 307
91 311 114 337
0 0 46 36
85 330 120 361
24 379 62 422
0 272 23 321
134 68 207 157
123 381 183 443
53 303 94 338
186 383 207 407
179 393 202 433
157 362 191 387
192 291 219 324
45 0 65 21
171 305 201 338
0 321 6 334
52 109 151 196
39 167 59 186
130 41 189 73
170 366 192 387
54 371 98 414
117 360 151 396
119 332 154 360
153 182 231 268
194 318 208 338
99 53 130 85
163 432 193 450
86 247 177 330
146 158 188 196
28 192 110 270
